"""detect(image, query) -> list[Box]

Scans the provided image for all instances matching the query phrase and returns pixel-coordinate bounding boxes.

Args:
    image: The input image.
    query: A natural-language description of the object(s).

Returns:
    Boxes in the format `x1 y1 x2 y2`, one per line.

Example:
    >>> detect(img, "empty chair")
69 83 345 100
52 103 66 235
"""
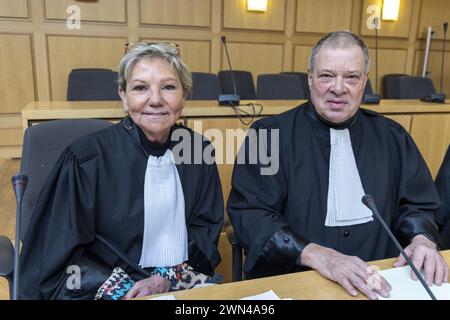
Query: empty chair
281 72 310 100
383 74 408 99
218 70 256 100
256 74 304 100
397 76 436 99
67 68 120 101
364 78 374 95
188 72 221 100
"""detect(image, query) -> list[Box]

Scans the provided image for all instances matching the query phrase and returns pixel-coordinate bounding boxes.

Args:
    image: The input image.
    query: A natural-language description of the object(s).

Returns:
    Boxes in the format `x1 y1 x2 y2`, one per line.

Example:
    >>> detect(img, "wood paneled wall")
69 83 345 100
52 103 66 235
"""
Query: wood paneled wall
0 0 450 158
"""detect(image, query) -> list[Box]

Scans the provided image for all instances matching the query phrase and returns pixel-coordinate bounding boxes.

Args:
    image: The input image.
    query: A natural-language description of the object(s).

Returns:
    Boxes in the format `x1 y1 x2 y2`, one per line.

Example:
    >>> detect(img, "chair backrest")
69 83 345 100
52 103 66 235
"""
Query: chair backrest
397 76 436 99
218 70 256 100
382 74 408 98
435 145 450 249
19 119 113 239
281 72 310 100
188 72 221 100
256 74 304 100
364 78 374 95
67 68 120 101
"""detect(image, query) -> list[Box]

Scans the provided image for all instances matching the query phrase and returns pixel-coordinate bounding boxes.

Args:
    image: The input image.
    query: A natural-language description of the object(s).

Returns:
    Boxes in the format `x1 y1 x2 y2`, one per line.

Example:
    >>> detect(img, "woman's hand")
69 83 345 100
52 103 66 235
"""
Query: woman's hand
123 274 171 299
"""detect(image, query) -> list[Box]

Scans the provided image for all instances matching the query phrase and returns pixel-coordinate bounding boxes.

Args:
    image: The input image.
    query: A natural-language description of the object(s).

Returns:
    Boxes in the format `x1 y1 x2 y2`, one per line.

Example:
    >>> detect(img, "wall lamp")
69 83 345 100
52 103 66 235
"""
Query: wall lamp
247 0 267 12
382 0 400 21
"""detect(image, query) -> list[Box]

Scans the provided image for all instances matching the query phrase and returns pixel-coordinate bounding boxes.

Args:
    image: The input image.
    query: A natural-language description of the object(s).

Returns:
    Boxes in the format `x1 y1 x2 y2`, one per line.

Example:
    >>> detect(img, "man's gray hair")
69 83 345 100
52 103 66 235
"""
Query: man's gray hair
117 42 192 96
308 31 370 74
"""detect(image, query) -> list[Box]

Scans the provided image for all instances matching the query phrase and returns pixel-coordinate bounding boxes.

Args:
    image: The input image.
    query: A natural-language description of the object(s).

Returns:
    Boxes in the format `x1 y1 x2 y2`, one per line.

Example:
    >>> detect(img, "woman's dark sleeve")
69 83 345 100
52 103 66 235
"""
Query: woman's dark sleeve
187 144 224 276
19 146 97 299
227 118 309 279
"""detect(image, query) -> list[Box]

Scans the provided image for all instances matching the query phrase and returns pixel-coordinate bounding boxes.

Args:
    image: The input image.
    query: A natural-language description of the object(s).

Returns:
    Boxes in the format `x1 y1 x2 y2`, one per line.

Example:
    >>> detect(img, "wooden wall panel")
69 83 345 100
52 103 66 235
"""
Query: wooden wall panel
360 0 413 38
296 0 353 34
47 36 126 100
413 50 450 96
293 45 312 72
186 118 253 205
223 42 284 82
368 48 408 96
418 0 450 40
0 34 35 113
45 0 126 23
140 0 210 27
0 128 23 146
0 0 29 19
142 39 211 72
224 0 285 31
384 115 411 132
410 114 450 178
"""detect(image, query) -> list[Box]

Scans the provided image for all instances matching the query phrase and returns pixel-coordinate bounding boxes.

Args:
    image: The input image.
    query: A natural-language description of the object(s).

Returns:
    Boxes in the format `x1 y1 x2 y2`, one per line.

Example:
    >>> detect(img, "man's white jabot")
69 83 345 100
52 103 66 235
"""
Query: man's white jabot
325 128 373 227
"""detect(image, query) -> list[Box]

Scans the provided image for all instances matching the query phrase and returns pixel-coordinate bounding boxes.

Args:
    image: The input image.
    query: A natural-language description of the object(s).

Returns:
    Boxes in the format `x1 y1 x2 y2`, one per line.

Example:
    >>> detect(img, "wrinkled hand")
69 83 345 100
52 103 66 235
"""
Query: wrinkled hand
123 274 171 300
301 243 391 300
394 234 448 286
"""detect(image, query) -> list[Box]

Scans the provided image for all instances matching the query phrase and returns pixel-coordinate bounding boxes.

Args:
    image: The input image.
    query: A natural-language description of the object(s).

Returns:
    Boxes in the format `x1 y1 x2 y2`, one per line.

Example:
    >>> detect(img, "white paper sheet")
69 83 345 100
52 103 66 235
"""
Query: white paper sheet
378 266 450 300
240 290 281 300
148 294 177 300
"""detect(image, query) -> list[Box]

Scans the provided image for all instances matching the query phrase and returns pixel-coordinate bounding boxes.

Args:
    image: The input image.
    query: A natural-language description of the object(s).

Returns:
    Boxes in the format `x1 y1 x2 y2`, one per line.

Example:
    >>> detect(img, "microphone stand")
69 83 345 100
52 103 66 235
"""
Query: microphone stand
11 172 28 300
218 36 240 107
362 195 437 300
362 17 381 105
421 22 447 103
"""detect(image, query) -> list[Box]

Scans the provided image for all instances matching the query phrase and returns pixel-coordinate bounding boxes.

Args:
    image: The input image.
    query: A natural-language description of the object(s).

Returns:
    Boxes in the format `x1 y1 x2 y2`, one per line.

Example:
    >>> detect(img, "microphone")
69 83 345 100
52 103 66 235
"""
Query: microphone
11 172 28 300
421 22 447 103
361 194 437 300
362 17 381 105
218 36 240 107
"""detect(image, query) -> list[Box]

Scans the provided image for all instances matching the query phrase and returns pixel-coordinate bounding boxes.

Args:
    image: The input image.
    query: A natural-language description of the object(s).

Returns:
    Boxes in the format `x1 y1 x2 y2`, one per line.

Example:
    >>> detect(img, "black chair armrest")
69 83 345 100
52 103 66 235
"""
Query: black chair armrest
224 214 243 281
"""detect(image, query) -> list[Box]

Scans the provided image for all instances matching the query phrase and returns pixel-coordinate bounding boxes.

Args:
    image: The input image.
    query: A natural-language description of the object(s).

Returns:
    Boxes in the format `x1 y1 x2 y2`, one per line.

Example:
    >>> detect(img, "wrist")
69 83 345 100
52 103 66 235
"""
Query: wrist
412 233 439 249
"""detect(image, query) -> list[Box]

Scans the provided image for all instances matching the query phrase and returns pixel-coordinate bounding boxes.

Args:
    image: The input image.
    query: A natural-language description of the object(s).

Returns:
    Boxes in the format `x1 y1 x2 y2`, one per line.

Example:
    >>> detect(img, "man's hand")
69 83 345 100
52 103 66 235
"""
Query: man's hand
301 243 391 300
394 234 449 286
123 274 171 299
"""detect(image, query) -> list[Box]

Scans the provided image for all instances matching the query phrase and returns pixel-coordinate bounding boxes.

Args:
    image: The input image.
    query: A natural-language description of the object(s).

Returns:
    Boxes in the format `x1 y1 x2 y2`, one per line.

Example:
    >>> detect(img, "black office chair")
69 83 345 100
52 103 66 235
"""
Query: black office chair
382 74 408 99
397 76 436 99
256 74 305 100
188 72 221 100
218 70 256 100
364 79 374 95
281 72 310 100
0 119 113 298
67 68 120 101
435 145 450 250
224 213 244 281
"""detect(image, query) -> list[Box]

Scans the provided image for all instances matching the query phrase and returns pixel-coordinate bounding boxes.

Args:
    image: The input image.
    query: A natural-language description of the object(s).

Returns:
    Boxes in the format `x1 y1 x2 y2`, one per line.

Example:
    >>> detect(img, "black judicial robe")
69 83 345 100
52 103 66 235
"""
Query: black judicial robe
435 147 450 249
227 102 441 279
20 117 224 299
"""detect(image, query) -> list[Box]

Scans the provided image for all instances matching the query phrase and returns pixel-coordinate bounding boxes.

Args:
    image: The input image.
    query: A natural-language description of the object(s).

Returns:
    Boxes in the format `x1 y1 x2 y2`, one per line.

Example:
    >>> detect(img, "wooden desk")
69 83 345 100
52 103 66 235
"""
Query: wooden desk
144 250 450 300
21 99 450 130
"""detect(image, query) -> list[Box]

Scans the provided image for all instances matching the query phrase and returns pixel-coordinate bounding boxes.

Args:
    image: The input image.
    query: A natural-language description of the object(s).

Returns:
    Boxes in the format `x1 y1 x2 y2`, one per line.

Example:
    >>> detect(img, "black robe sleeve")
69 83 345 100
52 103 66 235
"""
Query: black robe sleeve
227 118 309 279
387 121 442 248
435 147 450 249
19 145 98 300
187 151 224 275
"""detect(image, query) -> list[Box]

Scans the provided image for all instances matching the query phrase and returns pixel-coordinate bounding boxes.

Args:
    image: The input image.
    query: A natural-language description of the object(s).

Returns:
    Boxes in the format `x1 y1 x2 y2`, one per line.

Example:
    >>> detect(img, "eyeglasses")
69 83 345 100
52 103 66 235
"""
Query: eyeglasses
124 42 180 56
